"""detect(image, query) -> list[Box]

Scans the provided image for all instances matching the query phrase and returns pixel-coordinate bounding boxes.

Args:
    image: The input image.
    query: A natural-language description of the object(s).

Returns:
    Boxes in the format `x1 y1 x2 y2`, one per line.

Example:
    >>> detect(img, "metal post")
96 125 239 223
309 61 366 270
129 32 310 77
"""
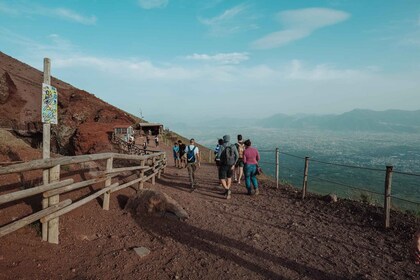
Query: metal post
275 148 279 189
384 165 393 229
302 157 309 199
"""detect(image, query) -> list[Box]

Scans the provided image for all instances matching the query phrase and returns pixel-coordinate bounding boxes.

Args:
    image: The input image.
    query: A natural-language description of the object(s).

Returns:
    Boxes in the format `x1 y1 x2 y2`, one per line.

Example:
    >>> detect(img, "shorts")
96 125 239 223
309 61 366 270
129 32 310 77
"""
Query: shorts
235 158 244 168
219 165 234 180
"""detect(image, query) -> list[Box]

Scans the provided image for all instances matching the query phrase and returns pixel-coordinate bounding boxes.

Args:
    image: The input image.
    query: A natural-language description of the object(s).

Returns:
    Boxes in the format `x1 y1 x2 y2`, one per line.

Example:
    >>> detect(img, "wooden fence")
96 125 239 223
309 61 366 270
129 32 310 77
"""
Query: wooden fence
0 151 166 244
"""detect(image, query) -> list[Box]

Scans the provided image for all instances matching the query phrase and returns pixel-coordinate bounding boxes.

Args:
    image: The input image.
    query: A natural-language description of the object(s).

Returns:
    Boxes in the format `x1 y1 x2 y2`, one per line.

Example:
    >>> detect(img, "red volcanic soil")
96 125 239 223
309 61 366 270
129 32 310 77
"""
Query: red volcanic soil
0 142 419 280
0 51 136 155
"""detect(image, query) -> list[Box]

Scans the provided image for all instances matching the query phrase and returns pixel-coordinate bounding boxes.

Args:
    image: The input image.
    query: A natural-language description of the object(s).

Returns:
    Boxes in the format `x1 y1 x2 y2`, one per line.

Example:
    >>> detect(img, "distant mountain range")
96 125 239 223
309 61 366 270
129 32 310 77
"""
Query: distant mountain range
165 109 420 134
258 109 420 133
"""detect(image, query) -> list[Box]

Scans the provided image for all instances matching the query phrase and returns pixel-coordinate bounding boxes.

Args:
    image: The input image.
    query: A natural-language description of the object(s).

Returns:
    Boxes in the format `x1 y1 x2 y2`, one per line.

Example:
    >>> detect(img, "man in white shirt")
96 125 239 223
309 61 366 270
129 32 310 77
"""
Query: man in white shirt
185 138 200 191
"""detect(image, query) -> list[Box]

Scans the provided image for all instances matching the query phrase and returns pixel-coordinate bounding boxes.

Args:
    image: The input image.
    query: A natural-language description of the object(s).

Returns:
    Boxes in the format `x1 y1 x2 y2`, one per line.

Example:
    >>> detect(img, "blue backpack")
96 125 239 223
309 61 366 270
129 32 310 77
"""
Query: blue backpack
187 146 197 163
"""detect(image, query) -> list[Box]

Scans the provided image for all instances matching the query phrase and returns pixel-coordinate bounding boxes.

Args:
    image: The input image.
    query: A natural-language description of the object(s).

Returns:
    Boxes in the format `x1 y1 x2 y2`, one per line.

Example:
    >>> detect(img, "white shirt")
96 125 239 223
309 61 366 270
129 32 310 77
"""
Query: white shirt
185 145 199 155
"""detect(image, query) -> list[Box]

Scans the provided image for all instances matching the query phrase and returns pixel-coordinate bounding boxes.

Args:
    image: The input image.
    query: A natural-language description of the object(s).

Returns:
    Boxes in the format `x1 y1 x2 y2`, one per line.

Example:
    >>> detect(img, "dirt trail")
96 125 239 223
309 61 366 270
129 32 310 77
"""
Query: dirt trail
0 144 419 279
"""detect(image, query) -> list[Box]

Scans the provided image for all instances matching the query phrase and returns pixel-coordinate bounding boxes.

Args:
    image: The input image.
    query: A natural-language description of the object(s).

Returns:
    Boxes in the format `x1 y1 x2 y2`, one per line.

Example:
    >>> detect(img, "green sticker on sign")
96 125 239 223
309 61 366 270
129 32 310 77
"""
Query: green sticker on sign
42 83 58 124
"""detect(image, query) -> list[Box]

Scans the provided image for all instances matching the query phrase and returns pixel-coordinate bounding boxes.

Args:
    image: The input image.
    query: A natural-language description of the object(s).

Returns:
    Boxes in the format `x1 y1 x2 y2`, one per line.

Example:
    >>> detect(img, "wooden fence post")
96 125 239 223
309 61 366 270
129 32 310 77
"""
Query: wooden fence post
42 57 51 242
157 154 163 179
139 159 145 190
384 165 393 229
275 148 279 189
47 164 60 244
151 156 156 185
102 157 113 210
302 157 309 199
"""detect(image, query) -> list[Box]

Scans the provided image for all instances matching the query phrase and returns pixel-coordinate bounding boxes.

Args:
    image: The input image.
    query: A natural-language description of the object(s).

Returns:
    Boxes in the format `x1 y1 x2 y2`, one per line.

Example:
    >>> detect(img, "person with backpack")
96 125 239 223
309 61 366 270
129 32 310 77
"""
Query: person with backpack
234 134 245 184
185 138 200 190
243 139 260 195
217 135 239 199
214 138 224 168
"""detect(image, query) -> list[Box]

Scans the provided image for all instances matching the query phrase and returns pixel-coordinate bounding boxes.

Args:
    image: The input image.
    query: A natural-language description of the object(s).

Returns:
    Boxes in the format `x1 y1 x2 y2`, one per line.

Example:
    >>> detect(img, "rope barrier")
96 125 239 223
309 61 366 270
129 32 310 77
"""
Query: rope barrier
309 176 383 196
279 151 306 159
310 158 385 172
393 170 420 177
259 161 275 165
391 196 420 205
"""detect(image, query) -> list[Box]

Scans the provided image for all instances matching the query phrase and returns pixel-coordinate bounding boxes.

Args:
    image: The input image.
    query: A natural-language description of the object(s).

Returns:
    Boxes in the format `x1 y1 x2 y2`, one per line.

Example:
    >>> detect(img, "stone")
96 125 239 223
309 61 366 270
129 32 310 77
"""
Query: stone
323 193 338 203
125 189 189 220
134 247 151 258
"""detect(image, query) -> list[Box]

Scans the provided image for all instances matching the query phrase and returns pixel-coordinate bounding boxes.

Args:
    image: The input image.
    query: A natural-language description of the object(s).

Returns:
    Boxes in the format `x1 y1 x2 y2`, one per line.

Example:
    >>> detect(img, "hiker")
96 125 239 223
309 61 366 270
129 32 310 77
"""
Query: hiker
234 134 245 184
214 138 224 168
155 135 159 147
146 135 150 145
243 139 260 195
185 138 200 190
217 135 239 199
178 140 187 168
173 142 180 167
143 141 147 153
127 135 134 151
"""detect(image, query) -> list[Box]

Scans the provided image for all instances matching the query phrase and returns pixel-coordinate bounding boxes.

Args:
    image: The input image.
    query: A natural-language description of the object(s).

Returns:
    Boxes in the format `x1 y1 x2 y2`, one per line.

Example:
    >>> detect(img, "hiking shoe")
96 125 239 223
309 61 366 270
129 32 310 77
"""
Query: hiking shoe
225 190 232 199
246 190 252 195
255 188 259 196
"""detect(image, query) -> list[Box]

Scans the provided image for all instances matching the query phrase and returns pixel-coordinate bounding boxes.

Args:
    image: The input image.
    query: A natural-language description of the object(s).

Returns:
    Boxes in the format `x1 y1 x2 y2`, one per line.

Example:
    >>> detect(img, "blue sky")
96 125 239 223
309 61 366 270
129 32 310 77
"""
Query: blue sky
0 0 419 123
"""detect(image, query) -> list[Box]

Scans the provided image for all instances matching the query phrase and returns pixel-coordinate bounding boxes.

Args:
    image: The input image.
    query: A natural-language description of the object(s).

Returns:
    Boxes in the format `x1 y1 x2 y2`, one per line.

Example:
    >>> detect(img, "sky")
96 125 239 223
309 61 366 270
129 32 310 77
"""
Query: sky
0 0 419 124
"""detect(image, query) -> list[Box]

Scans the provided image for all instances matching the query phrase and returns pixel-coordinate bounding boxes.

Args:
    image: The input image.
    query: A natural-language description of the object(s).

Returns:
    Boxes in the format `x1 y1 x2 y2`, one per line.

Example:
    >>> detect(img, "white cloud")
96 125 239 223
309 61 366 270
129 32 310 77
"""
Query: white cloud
185 52 249 64
0 2 96 25
286 60 369 81
138 0 168 9
199 4 258 36
252 8 350 49
2 30 418 120
52 8 96 25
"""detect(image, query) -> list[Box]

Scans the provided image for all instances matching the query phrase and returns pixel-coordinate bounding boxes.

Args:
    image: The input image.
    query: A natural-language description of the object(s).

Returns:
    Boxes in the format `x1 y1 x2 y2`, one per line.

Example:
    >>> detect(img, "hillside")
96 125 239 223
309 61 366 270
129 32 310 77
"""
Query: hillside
0 51 139 156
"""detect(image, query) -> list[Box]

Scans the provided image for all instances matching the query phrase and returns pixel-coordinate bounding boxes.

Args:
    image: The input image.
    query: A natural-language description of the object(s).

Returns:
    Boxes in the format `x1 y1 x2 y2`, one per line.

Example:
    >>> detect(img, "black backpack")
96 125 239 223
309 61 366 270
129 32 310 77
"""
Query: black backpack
220 145 236 166
187 146 197 163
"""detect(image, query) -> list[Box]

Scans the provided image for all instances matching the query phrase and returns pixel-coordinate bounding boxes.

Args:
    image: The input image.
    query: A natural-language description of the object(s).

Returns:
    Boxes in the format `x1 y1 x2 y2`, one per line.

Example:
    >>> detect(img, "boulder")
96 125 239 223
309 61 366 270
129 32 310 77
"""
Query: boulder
323 193 338 203
125 189 189 220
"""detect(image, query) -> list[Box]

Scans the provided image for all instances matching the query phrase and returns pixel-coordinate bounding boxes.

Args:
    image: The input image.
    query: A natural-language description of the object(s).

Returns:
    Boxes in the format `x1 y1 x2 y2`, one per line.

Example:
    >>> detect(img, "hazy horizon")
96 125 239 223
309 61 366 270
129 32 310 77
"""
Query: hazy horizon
0 0 419 121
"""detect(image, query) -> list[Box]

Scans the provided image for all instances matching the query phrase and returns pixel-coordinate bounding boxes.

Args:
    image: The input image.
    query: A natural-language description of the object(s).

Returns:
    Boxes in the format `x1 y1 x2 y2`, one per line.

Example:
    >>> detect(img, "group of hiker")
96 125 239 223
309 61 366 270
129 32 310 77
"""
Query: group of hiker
172 134 260 199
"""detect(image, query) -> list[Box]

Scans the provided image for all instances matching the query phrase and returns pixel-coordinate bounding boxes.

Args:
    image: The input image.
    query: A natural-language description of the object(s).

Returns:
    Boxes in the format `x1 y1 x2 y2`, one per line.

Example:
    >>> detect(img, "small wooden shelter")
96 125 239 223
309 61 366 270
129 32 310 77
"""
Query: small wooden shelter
137 123 163 136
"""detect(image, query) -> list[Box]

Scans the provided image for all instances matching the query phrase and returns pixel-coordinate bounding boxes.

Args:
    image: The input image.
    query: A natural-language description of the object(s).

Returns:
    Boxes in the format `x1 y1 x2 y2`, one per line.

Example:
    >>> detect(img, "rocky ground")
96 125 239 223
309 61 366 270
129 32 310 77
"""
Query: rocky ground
0 142 419 280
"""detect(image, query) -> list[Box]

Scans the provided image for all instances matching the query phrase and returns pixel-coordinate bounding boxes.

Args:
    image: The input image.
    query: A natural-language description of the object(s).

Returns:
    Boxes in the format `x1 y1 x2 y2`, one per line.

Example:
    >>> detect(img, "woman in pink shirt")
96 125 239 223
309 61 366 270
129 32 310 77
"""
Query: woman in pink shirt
243 139 260 195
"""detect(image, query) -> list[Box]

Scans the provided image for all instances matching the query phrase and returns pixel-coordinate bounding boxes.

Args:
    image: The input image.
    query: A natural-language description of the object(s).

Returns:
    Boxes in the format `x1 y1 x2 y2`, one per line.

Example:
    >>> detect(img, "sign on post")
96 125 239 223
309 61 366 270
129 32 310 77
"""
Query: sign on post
42 83 58 124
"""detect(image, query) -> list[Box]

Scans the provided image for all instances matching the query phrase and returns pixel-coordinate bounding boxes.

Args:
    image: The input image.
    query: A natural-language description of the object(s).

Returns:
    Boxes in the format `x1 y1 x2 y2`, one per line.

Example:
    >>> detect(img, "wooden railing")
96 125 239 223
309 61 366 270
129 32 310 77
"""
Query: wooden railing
0 151 166 244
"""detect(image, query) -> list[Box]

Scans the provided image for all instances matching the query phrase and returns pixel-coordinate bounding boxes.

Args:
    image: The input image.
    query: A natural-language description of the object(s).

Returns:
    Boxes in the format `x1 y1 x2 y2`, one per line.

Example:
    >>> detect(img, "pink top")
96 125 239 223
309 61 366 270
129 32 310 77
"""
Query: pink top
243 146 260 165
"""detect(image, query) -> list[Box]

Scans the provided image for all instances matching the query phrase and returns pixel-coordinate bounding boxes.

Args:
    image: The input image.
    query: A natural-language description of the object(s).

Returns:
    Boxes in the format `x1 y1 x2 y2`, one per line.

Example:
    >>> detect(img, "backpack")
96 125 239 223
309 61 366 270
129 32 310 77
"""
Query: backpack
187 146 197 163
220 145 236 166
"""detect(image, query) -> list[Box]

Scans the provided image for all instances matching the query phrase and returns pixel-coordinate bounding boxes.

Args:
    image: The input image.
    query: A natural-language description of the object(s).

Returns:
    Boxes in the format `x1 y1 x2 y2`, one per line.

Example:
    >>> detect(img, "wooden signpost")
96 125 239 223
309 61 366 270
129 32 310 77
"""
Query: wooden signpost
41 58 60 244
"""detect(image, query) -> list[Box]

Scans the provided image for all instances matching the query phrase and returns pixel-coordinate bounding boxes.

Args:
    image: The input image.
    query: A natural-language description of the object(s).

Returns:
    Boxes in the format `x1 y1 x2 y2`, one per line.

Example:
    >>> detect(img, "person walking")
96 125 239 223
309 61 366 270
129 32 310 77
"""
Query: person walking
185 138 200 190
214 138 224 168
234 134 245 184
243 139 260 195
217 135 239 199
173 142 180 167
178 140 186 168
154 135 159 147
